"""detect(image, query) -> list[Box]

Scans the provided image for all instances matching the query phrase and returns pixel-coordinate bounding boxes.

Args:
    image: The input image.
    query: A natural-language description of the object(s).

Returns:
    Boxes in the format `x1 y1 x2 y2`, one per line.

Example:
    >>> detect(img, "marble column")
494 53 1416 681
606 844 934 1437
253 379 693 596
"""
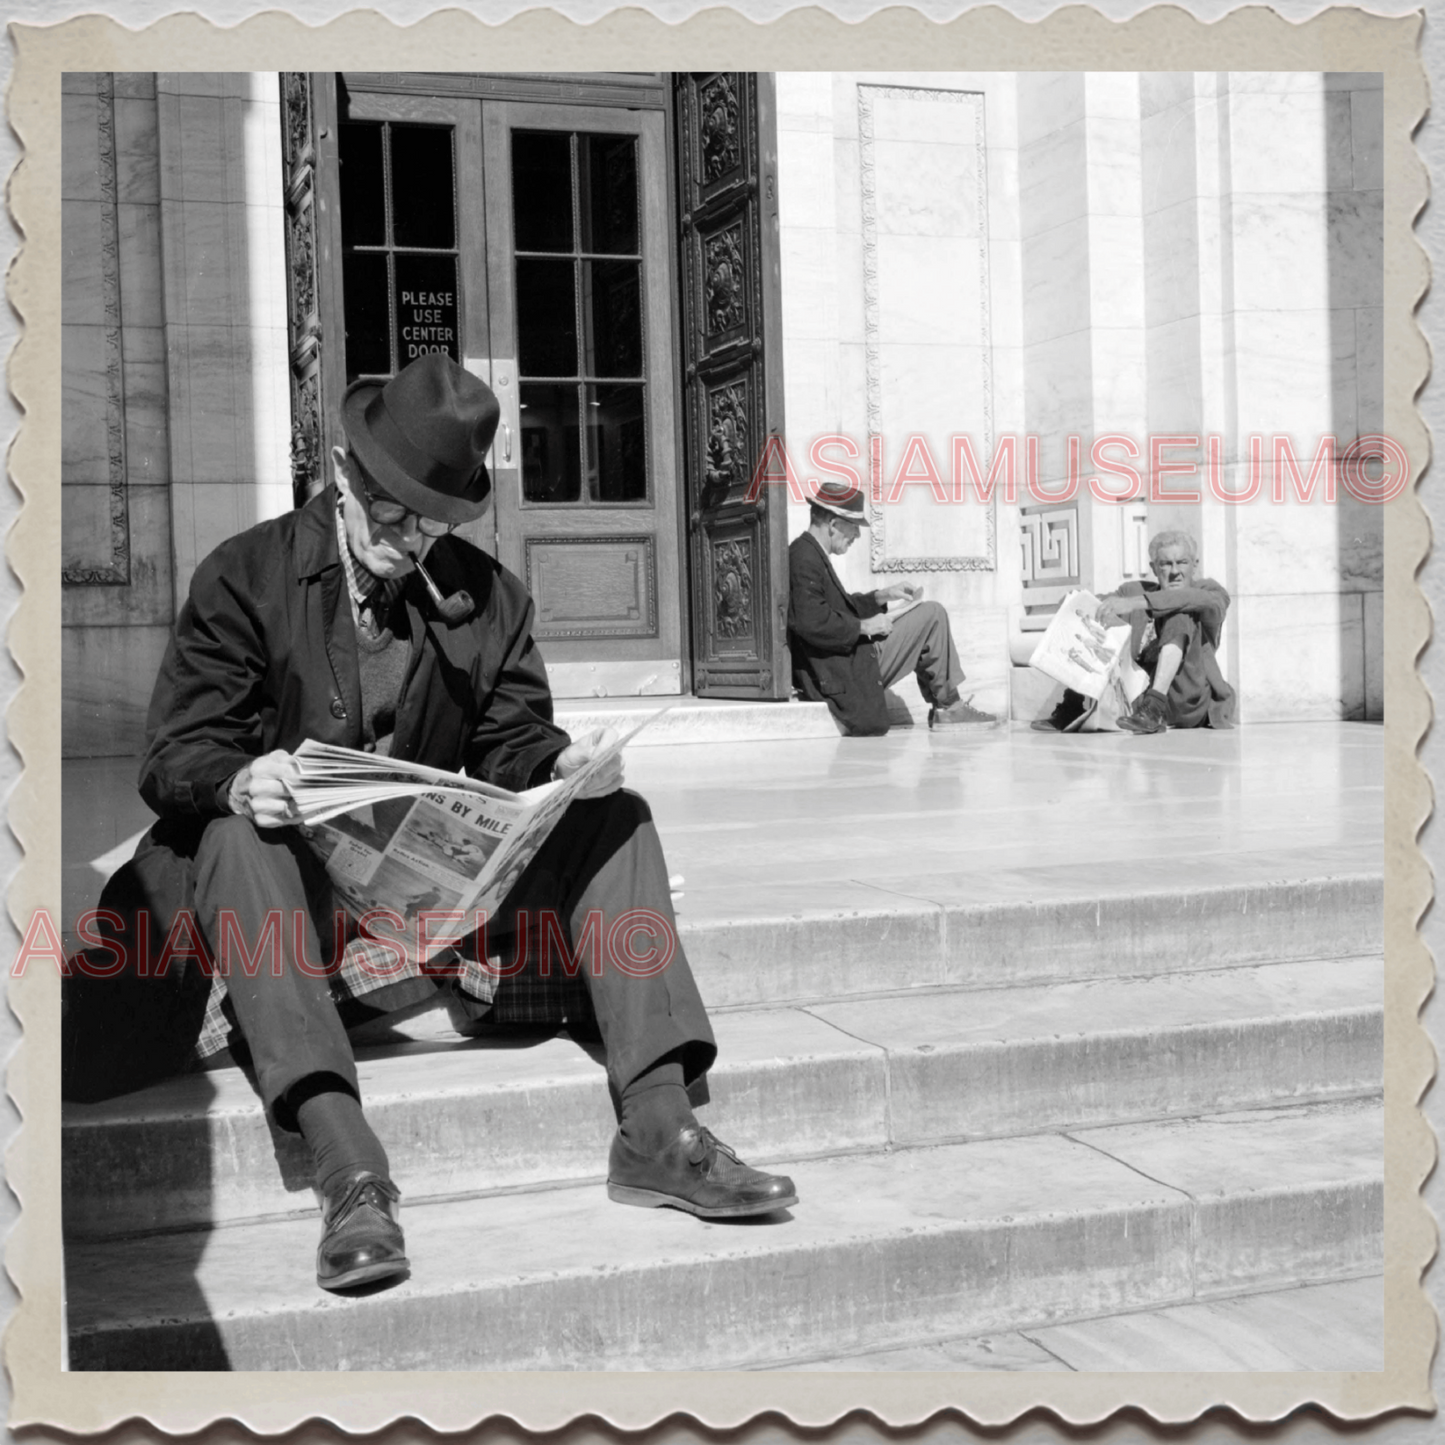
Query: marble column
156 72 291 605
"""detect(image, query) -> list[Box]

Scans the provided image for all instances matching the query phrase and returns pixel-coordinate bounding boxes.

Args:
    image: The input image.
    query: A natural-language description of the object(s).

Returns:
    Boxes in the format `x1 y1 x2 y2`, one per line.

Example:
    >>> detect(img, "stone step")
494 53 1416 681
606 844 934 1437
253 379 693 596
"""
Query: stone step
764 1275 1384 1372
65 1099 1382 1371
63 957 1382 1239
554 697 838 746
680 871 1383 1007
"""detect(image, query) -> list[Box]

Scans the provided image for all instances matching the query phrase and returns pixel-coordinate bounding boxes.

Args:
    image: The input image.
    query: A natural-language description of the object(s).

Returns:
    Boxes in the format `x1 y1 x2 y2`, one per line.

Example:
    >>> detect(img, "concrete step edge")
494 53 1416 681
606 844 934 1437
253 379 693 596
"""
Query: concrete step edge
65 1100 1385 1371
63 959 1384 1240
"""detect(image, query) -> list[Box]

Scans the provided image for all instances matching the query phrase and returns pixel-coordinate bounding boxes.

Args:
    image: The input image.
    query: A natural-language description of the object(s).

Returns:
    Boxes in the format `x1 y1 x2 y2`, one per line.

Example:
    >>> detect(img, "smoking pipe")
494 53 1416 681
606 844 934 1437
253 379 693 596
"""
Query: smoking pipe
412 555 474 623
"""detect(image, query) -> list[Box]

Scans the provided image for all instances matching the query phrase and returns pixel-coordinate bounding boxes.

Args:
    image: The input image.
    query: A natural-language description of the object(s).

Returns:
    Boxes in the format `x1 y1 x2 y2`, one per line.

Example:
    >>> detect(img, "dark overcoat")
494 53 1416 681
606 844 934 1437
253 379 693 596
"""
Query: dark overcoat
65 486 570 1098
787 531 891 736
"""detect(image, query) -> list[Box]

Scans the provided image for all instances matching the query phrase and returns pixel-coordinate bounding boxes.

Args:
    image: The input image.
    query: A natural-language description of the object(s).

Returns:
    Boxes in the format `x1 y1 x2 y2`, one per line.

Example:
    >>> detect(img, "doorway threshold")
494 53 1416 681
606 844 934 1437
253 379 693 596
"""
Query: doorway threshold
554 695 840 746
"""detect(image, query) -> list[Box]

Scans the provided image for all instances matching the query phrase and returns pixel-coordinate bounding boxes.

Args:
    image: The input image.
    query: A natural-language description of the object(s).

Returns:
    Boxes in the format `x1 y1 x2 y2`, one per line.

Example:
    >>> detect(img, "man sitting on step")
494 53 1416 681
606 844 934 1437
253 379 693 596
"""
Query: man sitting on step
1037 530 1236 735
64 354 796 1293
787 479 997 736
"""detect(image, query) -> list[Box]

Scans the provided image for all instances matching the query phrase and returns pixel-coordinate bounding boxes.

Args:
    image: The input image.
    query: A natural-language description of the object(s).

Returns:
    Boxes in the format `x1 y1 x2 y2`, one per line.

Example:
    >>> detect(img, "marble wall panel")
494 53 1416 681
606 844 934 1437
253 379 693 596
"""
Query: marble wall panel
834 226 866 345
170 480 252 599
777 72 832 130
869 87 981 146
1350 89 1384 190
1337 492 1384 592
1230 309 1340 446
837 341 867 437
121 329 170 484
991 345 1026 438
1023 328 1094 458
113 73 156 100
1020 216 1091 346
779 127 834 231
783 337 842 446
1143 199 1201 329
62 323 109 486
832 136 862 236
987 144 1021 242
1019 123 1089 235
158 72 225 98
1230 195 1330 313
63 87 103 201
876 342 990 449
1146 315 1205 436
1089 329 1148 438
874 233 983 346
114 94 160 204
1362 590 1382 720
874 139 982 237
62 624 173 757
1232 485 1354 597
1354 305 1383 436
62 200 105 326
988 238 1024 351
1233 591 1364 722
62 71 100 94
1084 72 1140 122
780 226 837 343
170 324 258 485
1086 214 1146 329
1326 190 1383 310
249 323 293 490
1141 107 1199 216
116 202 164 327
61 483 174 628
1017 72 1086 147
1226 87 1345 195
1140 72 1196 119
177 95 229 203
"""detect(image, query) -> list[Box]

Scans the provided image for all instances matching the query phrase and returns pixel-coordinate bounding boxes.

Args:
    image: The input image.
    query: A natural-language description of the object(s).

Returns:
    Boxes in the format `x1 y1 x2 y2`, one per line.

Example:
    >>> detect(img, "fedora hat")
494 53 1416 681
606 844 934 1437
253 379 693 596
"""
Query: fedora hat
810 478 870 526
341 354 500 525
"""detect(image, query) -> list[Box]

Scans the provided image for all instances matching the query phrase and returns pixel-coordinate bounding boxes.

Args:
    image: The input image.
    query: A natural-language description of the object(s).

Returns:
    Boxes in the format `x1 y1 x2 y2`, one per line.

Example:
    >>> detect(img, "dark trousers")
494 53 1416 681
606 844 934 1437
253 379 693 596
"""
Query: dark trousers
192 790 717 1128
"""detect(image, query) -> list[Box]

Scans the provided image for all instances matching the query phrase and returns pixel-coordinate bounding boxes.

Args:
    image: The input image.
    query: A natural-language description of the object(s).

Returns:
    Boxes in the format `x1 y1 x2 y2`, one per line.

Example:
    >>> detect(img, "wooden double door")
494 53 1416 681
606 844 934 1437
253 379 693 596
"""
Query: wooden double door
290 73 788 700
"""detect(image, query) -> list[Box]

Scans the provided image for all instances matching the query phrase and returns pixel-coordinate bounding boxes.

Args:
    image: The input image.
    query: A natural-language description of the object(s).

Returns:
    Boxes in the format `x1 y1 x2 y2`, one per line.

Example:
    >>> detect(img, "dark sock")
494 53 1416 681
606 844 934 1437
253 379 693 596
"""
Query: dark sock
618 1057 694 1154
295 1088 390 1198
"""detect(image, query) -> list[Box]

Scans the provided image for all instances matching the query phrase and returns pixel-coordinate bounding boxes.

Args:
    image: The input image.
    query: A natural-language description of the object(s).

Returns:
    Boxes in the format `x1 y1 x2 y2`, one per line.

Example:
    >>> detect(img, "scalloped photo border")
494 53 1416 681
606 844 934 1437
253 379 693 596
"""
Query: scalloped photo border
5 4 1433 1433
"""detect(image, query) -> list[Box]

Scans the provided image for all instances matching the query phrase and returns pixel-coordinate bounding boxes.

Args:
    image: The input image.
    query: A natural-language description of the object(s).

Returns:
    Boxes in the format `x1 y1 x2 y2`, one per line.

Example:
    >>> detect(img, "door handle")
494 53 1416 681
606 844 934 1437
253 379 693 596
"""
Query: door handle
465 357 519 470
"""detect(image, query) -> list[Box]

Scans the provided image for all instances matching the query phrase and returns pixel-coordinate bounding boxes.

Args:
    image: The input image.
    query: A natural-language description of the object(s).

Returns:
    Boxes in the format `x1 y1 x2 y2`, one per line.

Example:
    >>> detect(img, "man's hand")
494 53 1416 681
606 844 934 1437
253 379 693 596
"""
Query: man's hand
860 614 893 640
553 728 624 799
226 749 301 828
1097 595 1146 627
875 582 922 606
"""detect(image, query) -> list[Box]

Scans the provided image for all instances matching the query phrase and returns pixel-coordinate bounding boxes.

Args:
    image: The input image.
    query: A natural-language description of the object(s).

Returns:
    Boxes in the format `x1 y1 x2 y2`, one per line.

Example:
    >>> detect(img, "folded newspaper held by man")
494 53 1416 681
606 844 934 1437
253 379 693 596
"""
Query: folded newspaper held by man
288 708 666 957
1029 589 1148 730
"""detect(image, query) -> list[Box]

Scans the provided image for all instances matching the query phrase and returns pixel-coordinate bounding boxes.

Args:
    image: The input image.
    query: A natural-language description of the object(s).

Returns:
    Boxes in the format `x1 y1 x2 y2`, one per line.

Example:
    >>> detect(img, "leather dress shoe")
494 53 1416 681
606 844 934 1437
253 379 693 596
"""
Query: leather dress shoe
317 1170 409 1291
607 1125 798 1219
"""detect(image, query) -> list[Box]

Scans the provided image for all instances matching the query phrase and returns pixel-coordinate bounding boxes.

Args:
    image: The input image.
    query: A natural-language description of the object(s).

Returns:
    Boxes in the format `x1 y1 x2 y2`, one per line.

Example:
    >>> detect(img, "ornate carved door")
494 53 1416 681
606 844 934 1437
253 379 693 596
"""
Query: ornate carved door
675 73 791 699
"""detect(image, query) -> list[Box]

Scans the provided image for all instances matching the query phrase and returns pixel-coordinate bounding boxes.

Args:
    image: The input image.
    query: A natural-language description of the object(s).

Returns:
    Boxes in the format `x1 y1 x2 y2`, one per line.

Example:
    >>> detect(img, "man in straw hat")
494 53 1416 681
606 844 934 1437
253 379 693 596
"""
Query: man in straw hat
788 479 998 735
66 354 796 1293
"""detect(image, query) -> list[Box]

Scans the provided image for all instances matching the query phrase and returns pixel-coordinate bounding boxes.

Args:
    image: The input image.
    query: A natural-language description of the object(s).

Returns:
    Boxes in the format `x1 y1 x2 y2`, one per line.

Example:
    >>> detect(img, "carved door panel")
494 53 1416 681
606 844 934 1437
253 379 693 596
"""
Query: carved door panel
675 73 790 699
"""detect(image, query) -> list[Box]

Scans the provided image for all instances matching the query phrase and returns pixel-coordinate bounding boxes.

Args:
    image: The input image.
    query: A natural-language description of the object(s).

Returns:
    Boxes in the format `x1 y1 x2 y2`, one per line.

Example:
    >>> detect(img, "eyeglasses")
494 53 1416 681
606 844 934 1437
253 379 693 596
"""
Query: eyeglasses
347 456 456 537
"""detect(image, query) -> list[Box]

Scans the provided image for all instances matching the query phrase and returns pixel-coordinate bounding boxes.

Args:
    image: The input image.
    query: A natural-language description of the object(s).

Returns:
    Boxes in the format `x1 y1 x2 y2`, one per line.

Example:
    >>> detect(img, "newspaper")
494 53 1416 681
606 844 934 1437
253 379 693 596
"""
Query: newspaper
289 709 666 956
1029 589 1149 729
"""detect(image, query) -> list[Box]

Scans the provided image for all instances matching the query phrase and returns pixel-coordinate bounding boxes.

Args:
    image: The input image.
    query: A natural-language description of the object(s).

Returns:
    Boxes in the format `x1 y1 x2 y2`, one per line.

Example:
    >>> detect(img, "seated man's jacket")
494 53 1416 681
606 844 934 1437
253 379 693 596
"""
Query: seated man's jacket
67 486 571 1098
787 532 891 736
1113 577 1236 729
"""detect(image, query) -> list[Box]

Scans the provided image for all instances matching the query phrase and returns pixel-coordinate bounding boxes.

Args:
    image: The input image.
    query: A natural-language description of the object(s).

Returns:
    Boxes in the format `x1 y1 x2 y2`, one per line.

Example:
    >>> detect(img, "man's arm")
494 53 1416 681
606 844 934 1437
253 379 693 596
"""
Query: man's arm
139 548 273 819
790 549 879 654
463 593 572 791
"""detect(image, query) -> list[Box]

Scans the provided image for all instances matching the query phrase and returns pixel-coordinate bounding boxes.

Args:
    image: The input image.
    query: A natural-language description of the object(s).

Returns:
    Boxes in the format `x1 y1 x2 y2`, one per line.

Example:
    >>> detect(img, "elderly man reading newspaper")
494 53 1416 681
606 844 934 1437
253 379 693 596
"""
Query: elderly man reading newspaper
64 355 796 1293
